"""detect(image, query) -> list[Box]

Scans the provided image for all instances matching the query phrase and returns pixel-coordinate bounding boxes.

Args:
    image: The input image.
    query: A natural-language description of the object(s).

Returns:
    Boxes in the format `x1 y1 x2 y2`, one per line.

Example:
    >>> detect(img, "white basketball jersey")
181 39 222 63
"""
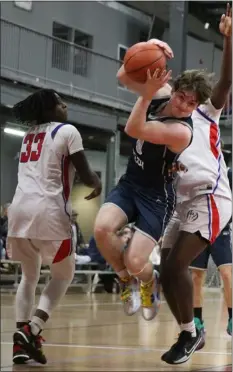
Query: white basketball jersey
8 122 83 240
176 99 232 202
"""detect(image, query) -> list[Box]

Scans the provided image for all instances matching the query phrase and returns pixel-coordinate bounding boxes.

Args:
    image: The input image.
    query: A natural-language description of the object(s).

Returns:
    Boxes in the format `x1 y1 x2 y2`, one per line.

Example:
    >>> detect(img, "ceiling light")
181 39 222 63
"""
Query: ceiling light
4 128 26 137
204 22 209 30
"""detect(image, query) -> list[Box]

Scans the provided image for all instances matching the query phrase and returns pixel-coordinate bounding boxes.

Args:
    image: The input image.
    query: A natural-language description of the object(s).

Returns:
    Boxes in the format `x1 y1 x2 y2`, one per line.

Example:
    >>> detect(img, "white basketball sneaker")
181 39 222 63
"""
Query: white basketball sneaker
119 277 141 316
140 270 161 321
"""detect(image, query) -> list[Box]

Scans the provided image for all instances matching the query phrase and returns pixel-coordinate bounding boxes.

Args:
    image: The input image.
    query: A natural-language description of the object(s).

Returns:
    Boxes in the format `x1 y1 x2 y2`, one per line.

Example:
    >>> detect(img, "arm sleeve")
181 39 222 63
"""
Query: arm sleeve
59 124 84 155
199 99 223 124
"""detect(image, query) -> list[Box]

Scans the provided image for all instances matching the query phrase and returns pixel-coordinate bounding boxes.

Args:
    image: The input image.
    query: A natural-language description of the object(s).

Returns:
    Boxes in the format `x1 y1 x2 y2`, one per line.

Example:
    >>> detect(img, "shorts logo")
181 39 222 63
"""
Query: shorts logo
187 210 198 222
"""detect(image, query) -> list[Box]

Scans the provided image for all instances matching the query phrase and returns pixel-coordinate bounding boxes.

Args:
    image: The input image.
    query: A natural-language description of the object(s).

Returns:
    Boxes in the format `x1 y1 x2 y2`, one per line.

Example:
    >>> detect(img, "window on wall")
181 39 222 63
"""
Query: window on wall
52 22 92 77
14 1 32 11
139 30 148 42
73 30 92 77
118 44 128 62
117 44 128 88
52 22 72 71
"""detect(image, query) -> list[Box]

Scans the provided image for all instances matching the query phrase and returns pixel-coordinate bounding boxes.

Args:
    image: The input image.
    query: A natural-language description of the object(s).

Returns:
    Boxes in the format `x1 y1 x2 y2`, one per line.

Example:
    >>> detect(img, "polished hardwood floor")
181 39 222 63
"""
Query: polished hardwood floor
1 290 232 371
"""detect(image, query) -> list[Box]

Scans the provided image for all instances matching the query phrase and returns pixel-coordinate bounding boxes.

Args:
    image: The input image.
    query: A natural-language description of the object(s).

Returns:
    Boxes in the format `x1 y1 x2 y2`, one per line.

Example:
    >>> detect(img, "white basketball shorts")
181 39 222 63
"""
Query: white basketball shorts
162 194 232 249
6 237 74 266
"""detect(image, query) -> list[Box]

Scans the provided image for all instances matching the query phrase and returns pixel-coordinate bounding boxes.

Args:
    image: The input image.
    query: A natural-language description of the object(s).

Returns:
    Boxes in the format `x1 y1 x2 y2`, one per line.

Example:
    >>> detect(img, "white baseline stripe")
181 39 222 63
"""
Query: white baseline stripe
1 342 231 355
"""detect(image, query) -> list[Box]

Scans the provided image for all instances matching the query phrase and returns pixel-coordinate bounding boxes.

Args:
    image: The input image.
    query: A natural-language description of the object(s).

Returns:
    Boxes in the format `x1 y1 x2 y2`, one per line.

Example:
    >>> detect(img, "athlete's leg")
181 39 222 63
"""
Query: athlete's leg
13 239 75 364
219 265 232 334
210 228 232 335
7 237 41 364
124 230 159 320
160 212 182 325
94 204 128 275
125 192 174 321
124 230 155 283
190 247 209 336
94 182 135 278
94 182 139 315
191 270 206 318
161 195 231 365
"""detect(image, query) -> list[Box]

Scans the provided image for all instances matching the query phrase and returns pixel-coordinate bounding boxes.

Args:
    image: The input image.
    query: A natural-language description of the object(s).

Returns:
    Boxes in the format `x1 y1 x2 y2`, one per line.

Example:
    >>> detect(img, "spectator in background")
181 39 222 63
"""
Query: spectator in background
71 209 91 265
71 209 85 253
0 203 11 256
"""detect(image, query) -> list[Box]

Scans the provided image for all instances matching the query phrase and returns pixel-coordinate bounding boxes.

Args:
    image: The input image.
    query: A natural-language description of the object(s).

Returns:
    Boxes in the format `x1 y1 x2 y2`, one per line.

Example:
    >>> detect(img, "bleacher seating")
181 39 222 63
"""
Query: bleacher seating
0 259 113 293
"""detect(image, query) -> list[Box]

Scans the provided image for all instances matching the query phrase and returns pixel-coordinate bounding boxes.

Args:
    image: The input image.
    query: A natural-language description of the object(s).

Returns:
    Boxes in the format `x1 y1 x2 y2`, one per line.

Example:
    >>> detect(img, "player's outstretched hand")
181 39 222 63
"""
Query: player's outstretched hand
142 69 172 101
219 3 232 37
147 39 174 59
85 184 102 200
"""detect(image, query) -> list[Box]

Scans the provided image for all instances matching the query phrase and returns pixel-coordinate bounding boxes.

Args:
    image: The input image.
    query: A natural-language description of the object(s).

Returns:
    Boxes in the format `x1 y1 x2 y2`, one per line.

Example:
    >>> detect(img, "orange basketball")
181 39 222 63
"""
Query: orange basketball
124 42 167 83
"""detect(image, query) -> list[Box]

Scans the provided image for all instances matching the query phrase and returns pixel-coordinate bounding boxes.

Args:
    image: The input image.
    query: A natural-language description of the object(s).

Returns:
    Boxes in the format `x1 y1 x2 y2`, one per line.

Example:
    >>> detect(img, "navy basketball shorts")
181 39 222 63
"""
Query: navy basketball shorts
190 226 232 270
104 178 174 243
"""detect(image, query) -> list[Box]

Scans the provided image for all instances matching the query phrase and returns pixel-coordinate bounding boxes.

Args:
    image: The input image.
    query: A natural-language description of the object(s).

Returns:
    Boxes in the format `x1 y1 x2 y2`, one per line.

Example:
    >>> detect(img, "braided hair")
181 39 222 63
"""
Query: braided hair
13 89 59 125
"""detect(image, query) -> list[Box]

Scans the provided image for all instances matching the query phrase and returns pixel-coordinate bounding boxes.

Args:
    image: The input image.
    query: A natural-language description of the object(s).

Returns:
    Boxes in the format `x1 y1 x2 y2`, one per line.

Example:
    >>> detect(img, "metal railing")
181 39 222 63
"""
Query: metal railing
1 19 232 122
1 19 134 112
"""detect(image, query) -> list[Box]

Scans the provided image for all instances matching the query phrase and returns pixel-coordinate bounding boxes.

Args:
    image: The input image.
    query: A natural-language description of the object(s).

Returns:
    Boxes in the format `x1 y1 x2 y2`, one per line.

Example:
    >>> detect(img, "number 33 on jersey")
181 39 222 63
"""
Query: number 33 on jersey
20 132 46 163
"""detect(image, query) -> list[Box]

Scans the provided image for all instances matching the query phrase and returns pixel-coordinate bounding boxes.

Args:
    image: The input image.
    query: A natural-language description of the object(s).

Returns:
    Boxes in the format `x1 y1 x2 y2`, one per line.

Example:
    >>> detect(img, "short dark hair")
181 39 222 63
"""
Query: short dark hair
13 89 59 125
173 69 213 104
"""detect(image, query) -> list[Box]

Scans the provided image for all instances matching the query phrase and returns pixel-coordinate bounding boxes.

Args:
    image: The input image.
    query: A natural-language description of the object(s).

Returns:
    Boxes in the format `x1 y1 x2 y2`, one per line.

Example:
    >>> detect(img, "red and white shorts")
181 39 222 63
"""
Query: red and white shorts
162 195 232 248
7 237 74 266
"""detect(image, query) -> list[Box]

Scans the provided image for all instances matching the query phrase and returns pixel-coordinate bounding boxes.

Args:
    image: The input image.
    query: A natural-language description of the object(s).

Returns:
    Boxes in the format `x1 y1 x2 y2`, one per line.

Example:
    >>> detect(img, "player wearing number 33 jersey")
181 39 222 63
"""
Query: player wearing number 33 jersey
7 89 101 366
8 90 101 244
8 121 83 240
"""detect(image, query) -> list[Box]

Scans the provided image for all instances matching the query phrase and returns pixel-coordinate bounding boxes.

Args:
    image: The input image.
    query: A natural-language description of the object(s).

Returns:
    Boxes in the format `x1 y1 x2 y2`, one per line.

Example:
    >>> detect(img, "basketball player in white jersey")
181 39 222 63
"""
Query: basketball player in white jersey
118 3 232 365
158 4 232 364
7 89 102 364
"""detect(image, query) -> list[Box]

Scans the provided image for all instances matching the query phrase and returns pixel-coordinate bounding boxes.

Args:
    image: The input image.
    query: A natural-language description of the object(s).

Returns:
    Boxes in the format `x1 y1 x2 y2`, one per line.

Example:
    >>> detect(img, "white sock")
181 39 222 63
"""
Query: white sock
29 316 45 336
15 277 37 321
180 320 196 337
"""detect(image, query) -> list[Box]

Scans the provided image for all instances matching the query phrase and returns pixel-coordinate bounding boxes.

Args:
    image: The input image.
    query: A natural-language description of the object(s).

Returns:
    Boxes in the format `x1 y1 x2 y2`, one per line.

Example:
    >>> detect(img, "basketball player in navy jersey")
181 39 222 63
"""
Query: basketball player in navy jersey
94 39 213 321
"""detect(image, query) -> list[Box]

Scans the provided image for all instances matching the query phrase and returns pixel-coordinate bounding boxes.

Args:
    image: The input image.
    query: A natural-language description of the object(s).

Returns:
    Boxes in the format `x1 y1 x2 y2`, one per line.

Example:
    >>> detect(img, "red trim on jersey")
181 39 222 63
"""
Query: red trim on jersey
53 239 72 263
62 156 70 201
209 123 219 159
209 195 220 244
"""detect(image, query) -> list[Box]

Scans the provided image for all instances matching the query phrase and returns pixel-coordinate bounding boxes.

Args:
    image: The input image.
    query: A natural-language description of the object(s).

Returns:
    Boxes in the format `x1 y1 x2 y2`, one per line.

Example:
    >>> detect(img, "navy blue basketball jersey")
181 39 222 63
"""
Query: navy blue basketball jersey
124 97 193 192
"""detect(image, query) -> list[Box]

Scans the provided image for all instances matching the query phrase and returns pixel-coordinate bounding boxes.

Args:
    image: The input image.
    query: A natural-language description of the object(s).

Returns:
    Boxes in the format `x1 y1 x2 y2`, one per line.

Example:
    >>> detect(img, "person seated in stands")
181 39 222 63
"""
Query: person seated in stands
0 203 11 258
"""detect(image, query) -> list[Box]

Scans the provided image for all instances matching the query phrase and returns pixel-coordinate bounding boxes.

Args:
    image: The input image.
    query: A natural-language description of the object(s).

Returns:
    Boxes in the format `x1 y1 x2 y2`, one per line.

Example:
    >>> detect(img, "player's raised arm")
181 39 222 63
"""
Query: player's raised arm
124 69 191 153
211 3 232 109
117 39 173 97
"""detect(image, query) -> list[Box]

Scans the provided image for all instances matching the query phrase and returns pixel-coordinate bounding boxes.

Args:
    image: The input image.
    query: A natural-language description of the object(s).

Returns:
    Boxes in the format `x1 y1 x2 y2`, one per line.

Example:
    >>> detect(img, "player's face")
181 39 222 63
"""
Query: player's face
170 90 199 118
54 94 68 122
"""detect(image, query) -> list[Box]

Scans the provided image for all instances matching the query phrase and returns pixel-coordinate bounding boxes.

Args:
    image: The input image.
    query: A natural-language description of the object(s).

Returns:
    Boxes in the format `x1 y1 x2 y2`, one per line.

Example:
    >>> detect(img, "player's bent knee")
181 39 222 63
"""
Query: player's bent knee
51 255 75 282
219 265 232 284
124 253 147 275
191 269 205 286
94 224 111 242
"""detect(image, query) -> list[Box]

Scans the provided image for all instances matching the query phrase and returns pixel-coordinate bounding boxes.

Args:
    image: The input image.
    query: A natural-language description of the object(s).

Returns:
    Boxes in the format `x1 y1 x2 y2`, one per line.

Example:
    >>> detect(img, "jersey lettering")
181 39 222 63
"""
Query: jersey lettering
136 139 144 155
133 150 144 170
20 132 46 163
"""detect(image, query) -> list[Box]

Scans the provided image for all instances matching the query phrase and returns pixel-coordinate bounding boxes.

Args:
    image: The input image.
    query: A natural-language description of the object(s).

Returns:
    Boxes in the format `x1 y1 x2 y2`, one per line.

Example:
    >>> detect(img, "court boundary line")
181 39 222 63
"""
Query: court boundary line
0 297 224 309
1 341 231 355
